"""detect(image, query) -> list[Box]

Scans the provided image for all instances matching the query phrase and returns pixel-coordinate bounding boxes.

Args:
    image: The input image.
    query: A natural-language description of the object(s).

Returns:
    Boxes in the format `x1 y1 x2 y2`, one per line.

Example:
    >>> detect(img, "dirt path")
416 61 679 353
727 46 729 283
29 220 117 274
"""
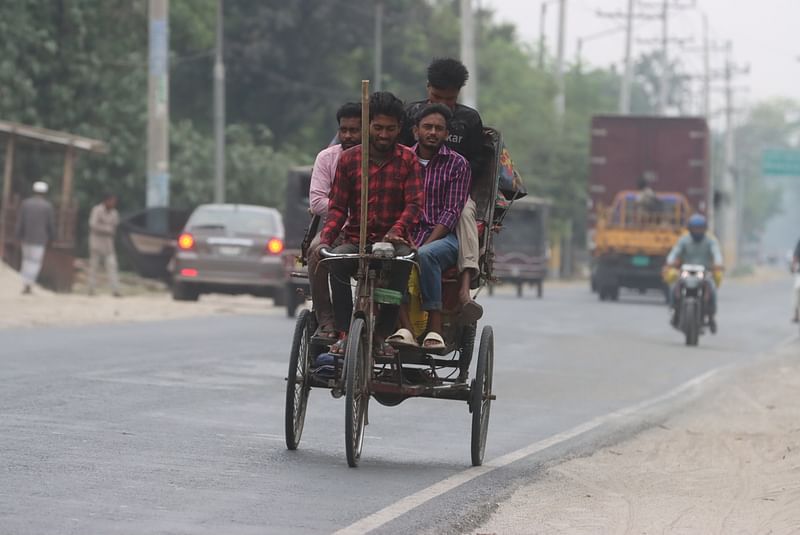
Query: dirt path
472 341 800 534
0 263 281 329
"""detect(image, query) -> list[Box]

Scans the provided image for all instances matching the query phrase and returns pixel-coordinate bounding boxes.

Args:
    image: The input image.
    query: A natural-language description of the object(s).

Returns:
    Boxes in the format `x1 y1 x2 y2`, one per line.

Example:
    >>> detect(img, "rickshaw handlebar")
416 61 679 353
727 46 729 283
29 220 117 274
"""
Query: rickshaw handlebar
319 247 416 261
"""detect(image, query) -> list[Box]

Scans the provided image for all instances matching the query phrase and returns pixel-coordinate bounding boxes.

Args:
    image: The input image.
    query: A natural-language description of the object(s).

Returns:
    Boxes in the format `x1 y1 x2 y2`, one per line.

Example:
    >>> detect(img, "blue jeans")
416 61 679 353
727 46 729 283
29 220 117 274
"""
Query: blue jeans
417 233 459 311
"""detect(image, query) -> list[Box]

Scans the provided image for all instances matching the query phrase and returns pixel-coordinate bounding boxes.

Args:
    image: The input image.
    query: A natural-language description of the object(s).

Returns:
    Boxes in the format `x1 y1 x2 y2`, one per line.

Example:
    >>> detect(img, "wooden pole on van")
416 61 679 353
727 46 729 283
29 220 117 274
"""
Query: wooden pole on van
359 80 369 257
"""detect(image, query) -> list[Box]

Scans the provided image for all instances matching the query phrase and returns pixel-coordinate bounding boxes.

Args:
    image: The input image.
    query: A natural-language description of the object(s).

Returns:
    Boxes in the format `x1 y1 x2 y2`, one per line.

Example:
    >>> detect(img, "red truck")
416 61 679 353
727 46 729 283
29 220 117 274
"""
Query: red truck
588 115 711 301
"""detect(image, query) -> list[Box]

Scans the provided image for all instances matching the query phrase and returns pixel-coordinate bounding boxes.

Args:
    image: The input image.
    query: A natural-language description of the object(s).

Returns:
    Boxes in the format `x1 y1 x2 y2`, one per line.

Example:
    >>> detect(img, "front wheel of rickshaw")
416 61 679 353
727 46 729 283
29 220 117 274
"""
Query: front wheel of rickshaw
470 325 494 466
285 309 314 450
345 317 369 467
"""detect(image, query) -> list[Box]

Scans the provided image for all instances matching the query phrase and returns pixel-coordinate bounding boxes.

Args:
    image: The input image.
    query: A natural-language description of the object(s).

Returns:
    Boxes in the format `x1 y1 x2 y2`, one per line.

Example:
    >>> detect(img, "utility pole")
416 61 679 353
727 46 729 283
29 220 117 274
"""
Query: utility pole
657 0 669 115
538 1 551 69
636 0 696 115
720 40 737 269
213 0 225 203
598 3 661 114
554 0 566 128
701 13 710 117
620 0 635 113
374 0 383 92
147 0 169 222
460 0 477 108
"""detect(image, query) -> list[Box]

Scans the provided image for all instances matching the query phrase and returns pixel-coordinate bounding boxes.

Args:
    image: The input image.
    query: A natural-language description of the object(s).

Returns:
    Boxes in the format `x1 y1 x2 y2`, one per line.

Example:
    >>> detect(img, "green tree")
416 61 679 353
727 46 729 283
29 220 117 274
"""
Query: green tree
733 98 800 241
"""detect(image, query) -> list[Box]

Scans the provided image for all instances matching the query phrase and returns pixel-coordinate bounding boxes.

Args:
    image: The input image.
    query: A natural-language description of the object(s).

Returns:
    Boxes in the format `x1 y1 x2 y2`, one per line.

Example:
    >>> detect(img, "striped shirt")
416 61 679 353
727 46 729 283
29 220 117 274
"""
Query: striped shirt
413 143 472 245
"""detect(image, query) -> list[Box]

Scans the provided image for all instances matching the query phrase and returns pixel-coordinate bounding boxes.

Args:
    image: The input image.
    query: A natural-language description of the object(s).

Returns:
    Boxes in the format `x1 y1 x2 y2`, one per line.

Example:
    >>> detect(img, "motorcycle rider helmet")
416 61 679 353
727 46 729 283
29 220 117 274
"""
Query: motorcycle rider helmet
687 213 707 242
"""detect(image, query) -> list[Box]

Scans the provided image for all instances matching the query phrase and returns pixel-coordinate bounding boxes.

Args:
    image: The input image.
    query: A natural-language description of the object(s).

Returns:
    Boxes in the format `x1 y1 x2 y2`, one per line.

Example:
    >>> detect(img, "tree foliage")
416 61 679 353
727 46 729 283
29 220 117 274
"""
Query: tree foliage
0 0 788 259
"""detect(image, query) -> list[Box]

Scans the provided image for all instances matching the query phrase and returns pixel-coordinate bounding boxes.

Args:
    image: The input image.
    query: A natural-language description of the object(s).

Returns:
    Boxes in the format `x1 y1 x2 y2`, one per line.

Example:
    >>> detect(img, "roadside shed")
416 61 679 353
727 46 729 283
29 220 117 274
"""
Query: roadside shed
0 121 108 291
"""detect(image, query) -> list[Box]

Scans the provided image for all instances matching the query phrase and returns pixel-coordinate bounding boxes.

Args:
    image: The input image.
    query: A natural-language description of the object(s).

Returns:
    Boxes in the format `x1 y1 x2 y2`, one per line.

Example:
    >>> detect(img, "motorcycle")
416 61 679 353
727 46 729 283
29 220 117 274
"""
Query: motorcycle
675 264 707 346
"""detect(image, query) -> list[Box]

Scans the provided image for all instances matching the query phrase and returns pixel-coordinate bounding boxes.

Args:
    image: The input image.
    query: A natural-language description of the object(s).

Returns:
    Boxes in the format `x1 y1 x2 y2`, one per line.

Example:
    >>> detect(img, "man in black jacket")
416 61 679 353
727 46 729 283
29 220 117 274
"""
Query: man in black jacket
400 58 484 323
400 58 484 177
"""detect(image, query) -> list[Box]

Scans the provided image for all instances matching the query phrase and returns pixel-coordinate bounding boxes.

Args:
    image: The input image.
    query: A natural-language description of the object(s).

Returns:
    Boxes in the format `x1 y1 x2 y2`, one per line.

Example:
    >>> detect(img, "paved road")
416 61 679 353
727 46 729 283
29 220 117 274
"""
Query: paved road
0 278 795 534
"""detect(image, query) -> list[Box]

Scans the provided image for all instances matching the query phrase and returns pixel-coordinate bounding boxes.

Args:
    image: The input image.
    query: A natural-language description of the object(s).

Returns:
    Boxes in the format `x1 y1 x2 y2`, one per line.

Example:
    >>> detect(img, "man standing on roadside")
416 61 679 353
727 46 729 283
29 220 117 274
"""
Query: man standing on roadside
15 181 56 295
307 102 361 338
400 58 485 323
88 192 121 297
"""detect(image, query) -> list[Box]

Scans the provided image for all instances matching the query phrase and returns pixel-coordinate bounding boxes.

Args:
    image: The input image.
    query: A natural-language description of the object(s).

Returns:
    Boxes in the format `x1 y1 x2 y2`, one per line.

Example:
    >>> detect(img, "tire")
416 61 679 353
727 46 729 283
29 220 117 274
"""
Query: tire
285 309 314 450
536 281 543 299
344 317 369 467
171 281 199 301
471 325 494 466
683 300 699 346
609 286 620 301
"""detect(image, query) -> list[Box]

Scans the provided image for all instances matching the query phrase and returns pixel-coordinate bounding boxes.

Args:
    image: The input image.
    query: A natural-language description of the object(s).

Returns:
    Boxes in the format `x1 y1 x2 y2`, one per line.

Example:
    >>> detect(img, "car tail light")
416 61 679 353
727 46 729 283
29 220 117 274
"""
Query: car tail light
178 232 195 250
181 268 198 277
266 238 284 254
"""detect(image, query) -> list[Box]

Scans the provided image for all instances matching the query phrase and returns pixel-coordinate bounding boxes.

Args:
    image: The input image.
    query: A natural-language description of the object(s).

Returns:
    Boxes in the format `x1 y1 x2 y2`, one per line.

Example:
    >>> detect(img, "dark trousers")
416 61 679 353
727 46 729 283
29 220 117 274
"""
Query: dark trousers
328 242 413 338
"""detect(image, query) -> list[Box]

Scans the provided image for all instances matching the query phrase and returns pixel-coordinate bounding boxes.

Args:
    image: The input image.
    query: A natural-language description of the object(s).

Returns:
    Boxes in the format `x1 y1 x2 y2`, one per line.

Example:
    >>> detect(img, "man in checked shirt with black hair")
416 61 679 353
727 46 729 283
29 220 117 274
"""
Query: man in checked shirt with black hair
319 91 424 357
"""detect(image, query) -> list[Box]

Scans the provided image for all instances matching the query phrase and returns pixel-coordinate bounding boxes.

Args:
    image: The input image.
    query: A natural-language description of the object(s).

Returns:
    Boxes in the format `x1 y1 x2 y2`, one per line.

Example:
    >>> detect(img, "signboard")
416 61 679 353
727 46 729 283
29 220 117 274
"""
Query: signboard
762 148 800 177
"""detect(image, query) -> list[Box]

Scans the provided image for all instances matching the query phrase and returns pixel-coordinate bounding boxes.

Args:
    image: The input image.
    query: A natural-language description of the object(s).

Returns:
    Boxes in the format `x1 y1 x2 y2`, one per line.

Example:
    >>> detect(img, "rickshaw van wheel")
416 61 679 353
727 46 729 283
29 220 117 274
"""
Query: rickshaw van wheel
344 318 369 467
471 325 494 466
285 309 313 450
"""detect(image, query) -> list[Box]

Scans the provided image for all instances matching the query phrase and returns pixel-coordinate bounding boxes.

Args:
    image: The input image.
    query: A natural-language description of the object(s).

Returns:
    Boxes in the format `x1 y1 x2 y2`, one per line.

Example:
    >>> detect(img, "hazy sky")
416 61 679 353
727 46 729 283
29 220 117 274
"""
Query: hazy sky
484 0 799 108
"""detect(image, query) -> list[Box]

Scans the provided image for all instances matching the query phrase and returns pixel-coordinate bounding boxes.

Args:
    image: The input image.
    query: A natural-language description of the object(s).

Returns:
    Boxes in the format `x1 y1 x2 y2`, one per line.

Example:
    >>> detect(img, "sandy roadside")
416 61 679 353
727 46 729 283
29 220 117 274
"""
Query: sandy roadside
0 263 283 329
472 340 800 534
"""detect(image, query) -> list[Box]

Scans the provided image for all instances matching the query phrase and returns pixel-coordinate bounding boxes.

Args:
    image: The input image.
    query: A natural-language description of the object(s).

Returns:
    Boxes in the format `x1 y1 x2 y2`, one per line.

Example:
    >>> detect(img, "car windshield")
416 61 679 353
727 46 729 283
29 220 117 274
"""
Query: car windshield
188 206 279 236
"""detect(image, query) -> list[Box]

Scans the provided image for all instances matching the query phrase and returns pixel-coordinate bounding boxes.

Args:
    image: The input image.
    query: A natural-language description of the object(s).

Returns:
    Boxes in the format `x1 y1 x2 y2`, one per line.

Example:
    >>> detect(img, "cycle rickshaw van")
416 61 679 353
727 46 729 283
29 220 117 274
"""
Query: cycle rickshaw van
283 124 526 467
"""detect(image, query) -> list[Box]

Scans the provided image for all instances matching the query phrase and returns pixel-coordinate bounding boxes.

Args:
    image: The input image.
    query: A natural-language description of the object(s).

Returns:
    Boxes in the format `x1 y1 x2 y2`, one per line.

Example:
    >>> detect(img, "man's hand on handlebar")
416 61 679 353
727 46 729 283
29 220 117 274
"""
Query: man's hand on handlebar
383 231 410 248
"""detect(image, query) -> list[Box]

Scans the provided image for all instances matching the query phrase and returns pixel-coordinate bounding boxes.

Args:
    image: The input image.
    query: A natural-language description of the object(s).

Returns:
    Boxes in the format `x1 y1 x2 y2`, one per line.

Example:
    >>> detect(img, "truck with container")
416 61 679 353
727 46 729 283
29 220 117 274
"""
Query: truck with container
587 115 710 301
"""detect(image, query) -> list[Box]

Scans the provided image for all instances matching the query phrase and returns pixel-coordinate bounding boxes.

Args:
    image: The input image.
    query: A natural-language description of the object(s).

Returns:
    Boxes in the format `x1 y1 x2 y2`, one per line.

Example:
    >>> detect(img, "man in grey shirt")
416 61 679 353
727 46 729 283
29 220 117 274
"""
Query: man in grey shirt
15 181 56 294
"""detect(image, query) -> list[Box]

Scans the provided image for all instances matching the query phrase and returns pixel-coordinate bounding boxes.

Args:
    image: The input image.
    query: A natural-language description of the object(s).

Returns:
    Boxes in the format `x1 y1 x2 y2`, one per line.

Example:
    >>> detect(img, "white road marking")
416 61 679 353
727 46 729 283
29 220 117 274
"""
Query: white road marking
333 366 726 535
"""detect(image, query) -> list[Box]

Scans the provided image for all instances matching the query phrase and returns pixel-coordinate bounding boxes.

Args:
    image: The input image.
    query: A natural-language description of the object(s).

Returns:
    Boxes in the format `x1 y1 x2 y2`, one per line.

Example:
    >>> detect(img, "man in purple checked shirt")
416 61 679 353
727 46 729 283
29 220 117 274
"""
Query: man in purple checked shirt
390 103 471 350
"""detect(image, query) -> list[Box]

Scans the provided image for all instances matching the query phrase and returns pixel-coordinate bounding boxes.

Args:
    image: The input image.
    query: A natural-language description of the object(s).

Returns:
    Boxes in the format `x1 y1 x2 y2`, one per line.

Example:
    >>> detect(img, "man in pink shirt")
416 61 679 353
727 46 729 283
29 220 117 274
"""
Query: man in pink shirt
308 103 361 338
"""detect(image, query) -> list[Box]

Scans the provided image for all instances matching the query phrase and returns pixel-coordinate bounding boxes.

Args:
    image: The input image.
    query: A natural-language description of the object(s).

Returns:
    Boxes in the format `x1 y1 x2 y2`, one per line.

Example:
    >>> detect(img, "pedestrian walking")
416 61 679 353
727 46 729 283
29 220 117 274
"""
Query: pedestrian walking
14 181 56 294
88 192 120 296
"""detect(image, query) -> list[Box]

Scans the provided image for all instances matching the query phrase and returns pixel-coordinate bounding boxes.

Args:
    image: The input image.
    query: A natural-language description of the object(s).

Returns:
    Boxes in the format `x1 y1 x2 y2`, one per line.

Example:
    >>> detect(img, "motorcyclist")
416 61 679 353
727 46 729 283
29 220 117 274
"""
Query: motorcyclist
665 214 724 333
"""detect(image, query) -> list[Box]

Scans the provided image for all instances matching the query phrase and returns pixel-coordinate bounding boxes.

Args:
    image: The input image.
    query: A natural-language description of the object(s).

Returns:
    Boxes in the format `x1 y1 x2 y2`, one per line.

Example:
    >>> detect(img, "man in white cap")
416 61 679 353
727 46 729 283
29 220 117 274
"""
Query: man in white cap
14 181 56 294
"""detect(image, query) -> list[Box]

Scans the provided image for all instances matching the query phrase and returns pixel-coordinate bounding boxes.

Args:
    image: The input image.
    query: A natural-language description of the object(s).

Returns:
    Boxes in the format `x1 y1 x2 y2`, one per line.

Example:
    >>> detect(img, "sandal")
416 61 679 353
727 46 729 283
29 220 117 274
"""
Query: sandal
312 323 338 342
422 331 446 351
459 300 483 324
387 328 419 348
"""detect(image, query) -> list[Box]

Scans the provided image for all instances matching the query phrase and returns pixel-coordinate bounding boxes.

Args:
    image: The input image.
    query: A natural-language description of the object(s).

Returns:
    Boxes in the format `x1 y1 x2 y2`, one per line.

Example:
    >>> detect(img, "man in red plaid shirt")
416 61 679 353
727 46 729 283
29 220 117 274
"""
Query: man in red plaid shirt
319 91 424 355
